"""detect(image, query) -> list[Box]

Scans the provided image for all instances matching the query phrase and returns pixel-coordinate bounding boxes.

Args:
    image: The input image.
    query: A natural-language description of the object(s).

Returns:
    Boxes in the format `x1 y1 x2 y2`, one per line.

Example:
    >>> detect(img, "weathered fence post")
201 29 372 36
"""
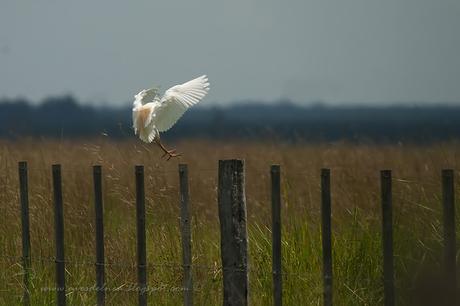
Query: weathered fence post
179 164 193 306
135 165 147 306
93 165 105 306
442 169 456 304
52 164 66 306
18 161 31 306
321 169 333 306
380 170 394 306
271 165 282 306
218 160 249 306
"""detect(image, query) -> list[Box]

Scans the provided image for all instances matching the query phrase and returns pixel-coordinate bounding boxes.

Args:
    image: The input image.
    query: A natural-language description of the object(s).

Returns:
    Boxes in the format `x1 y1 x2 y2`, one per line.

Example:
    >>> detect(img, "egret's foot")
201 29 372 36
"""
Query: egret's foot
161 149 182 160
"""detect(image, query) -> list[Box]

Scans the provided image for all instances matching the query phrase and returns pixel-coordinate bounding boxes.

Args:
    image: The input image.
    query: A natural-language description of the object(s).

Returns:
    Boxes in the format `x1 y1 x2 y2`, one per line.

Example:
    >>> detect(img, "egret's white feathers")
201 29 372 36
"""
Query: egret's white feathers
132 110 137 134
156 75 209 132
132 103 155 135
132 75 210 142
134 87 160 106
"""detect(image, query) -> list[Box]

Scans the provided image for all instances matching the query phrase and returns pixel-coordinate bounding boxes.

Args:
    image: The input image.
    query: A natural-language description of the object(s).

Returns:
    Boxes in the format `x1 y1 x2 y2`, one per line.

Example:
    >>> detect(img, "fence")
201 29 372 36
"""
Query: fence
9 160 458 305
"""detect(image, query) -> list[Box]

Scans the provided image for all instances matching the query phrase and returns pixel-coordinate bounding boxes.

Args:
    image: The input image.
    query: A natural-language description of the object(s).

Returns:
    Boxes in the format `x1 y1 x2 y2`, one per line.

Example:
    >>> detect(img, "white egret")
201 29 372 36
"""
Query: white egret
132 75 210 159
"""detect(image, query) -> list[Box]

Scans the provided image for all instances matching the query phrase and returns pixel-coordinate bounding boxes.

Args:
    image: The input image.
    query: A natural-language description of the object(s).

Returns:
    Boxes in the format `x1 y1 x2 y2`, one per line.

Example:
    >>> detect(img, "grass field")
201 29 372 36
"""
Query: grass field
0 139 459 305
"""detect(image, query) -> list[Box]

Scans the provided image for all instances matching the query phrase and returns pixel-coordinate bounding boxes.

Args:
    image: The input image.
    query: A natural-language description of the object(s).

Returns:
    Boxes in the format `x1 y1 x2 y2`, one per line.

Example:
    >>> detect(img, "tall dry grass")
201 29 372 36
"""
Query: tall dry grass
0 138 459 305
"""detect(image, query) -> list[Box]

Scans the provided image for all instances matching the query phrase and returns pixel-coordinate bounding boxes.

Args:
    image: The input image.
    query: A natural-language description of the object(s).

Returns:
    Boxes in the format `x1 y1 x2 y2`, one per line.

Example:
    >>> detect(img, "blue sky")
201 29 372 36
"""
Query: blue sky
1 0 459 106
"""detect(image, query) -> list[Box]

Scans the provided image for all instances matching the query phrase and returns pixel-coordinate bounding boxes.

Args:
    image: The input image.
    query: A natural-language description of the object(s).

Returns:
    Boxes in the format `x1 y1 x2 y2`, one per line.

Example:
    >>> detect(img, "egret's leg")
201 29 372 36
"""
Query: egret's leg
154 137 181 160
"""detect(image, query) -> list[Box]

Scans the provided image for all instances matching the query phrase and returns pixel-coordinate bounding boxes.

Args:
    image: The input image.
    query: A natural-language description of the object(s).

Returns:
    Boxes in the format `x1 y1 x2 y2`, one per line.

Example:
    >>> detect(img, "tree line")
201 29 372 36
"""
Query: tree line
1 95 460 143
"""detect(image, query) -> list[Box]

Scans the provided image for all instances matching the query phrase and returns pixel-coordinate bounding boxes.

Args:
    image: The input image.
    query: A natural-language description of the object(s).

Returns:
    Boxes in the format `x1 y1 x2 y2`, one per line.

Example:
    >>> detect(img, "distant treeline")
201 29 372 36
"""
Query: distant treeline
1 95 460 143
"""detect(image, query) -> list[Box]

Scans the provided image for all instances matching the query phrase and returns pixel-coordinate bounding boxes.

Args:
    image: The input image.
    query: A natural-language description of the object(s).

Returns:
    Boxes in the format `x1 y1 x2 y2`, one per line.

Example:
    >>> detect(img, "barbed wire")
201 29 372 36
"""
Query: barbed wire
0 254 316 295
0 254 315 278
2 162 458 178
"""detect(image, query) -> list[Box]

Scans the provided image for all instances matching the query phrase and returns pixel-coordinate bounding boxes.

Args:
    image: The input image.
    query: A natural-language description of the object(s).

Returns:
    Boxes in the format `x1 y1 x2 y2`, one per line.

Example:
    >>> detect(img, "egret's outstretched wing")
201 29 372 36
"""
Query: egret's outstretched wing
134 87 160 105
155 75 209 132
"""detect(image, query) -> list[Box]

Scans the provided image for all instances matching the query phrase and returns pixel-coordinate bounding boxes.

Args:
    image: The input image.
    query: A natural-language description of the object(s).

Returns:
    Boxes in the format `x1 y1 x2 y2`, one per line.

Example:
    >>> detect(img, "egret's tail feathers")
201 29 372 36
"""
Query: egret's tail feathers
139 126 157 143
139 133 154 143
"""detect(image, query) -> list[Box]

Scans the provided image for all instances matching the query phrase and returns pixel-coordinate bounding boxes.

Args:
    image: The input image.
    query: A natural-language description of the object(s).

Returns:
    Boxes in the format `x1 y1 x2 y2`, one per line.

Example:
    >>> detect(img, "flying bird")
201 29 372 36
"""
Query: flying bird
132 75 210 159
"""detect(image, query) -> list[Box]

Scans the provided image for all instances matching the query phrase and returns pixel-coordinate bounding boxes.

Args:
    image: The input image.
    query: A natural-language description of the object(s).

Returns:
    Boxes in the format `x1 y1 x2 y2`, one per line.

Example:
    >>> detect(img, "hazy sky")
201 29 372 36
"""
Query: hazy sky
1 0 459 106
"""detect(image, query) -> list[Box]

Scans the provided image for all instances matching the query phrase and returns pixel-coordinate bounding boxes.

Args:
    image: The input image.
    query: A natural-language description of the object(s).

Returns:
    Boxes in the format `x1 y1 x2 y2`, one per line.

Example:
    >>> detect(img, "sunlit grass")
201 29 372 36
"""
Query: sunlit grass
0 139 459 305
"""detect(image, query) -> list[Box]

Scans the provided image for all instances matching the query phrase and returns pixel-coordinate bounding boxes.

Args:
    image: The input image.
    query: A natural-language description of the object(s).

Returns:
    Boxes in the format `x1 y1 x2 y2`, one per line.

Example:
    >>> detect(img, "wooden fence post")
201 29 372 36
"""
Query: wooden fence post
380 170 394 306
218 160 249 306
321 169 333 306
271 165 282 306
18 161 31 306
52 164 66 306
442 169 456 304
135 165 147 306
93 165 105 306
179 164 193 306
